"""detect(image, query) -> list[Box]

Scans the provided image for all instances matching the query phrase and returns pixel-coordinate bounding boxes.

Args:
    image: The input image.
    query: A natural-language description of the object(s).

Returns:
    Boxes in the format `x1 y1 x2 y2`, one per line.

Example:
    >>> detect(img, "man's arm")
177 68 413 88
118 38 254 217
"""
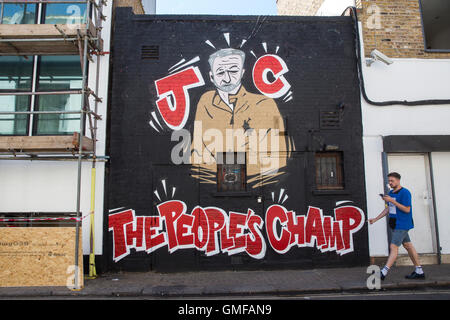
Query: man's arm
369 207 389 224
383 195 411 213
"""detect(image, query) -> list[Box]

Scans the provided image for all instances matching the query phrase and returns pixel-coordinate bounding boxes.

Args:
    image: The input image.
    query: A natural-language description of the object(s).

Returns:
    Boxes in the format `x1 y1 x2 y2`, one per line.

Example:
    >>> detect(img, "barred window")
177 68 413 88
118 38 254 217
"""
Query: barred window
315 152 345 190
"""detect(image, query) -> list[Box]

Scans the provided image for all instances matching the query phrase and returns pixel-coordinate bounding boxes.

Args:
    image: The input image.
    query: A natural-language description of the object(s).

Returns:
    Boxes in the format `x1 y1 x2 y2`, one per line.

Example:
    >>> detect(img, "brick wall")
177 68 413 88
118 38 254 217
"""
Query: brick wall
114 0 145 15
277 0 325 15
359 0 450 58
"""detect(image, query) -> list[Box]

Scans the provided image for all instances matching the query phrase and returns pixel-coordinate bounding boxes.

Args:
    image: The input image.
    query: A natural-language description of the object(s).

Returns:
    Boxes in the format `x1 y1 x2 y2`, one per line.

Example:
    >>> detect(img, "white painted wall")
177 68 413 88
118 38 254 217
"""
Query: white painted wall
361 59 450 137
359 22 450 258
0 0 113 256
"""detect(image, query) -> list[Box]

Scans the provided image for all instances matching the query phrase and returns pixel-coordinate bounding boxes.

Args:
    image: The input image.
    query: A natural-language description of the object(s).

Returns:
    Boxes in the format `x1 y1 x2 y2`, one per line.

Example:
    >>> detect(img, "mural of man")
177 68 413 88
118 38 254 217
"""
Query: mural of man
191 48 291 188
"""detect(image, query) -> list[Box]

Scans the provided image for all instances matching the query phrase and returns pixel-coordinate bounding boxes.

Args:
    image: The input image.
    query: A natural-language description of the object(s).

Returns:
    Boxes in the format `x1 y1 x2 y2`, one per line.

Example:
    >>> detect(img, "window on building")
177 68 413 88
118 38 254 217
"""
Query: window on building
217 152 247 192
35 56 83 135
0 3 37 24
315 152 345 190
419 0 450 51
0 56 34 135
0 55 83 136
0 95 30 135
43 2 87 24
0 2 87 136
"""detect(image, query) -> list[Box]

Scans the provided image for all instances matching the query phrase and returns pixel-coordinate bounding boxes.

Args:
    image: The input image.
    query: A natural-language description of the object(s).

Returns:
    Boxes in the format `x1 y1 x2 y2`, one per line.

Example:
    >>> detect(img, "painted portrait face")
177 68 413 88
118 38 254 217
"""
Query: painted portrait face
209 53 245 93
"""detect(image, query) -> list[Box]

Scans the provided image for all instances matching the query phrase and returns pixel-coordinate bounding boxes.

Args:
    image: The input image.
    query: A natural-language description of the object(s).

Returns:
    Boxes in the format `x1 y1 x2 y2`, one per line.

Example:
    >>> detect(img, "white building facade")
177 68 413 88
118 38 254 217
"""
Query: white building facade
356 0 450 265
0 1 117 275
278 0 450 265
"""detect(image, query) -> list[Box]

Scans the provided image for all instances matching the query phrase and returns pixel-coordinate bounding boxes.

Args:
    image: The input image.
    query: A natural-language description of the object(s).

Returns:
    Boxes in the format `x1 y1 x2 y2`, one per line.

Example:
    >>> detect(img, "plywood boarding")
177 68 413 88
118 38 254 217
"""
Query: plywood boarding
0 227 83 287
0 22 98 56
0 134 94 153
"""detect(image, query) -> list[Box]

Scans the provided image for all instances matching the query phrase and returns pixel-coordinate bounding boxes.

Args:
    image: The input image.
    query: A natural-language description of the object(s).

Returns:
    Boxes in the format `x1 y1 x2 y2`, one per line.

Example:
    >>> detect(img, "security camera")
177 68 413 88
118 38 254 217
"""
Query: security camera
366 49 394 67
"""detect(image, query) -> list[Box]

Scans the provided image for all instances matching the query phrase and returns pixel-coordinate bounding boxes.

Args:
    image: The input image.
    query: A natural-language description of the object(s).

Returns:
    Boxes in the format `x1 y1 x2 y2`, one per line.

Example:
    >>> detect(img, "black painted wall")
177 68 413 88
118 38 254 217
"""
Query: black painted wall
105 8 368 272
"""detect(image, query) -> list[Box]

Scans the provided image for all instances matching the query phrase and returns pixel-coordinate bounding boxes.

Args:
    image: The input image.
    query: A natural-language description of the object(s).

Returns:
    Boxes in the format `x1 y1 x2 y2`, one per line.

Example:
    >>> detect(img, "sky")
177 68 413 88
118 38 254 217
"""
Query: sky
155 0 277 15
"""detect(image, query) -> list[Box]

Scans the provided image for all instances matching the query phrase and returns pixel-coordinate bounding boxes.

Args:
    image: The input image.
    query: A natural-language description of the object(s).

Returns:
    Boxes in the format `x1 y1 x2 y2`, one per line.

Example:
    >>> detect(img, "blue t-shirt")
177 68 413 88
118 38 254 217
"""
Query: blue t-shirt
388 187 414 230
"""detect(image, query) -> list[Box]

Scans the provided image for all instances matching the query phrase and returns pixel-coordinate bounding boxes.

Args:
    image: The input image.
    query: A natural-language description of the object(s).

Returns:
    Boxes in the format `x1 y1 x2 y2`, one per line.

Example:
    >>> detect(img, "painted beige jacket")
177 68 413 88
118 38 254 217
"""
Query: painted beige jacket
190 85 291 188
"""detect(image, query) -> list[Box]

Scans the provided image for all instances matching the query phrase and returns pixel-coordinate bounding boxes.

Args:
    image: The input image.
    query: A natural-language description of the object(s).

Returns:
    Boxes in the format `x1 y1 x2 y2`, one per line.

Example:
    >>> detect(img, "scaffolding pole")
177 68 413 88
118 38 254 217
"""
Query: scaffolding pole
87 0 105 280
74 0 91 291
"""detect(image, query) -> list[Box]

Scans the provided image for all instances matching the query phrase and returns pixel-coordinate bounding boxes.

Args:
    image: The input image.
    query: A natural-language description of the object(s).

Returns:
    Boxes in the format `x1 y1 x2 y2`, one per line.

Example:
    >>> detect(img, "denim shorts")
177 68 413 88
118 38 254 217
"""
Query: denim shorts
390 228 411 247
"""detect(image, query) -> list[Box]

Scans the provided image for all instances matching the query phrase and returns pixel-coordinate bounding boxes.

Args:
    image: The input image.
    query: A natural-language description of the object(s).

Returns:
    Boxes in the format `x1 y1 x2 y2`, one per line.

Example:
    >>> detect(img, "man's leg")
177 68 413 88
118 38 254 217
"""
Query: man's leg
403 241 425 279
386 243 399 269
381 229 403 280
380 243 398 280
403 241 420 266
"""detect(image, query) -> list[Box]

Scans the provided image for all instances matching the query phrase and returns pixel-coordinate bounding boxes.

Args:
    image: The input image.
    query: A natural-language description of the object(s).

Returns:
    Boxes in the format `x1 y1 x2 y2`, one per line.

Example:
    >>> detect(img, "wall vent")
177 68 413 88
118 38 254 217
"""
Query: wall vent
141 45 159 60
320 111 341 129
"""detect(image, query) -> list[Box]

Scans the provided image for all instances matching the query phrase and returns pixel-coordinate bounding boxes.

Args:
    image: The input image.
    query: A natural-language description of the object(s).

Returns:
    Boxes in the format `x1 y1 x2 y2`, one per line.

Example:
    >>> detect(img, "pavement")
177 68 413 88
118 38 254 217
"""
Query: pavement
0 264 449 298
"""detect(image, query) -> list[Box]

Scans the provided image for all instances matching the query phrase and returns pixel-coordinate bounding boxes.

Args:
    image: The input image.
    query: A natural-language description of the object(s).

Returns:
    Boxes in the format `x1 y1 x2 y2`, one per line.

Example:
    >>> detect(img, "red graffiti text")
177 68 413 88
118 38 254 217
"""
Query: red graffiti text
108 201 364 262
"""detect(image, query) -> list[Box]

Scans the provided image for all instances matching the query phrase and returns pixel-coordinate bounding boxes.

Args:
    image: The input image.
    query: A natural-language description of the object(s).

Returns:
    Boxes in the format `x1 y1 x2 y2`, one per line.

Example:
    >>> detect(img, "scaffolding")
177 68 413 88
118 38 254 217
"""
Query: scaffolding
0 0 108 288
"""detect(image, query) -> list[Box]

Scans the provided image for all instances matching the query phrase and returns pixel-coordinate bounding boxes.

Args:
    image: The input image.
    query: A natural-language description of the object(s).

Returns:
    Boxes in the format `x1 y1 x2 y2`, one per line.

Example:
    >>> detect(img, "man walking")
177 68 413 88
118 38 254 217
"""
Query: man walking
369 172 425 280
